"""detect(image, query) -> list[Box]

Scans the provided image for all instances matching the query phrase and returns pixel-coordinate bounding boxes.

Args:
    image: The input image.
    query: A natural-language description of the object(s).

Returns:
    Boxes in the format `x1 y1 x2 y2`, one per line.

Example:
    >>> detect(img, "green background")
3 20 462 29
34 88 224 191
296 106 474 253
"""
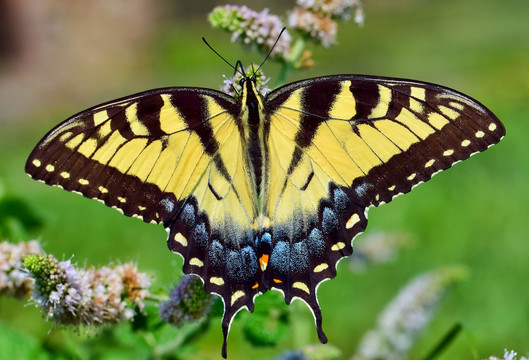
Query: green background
1 0 527 359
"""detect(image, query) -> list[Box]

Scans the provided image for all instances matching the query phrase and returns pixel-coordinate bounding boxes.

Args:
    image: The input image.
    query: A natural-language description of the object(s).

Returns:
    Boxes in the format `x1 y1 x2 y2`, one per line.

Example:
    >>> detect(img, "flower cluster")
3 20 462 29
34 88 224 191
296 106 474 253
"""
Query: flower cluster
350 231 411 272
0 240 42 298
220 64 271 98
159 275 213 327
288 8 336 48
485 350 529 360
289 0 364 47
274 344 341 360
352 266 467 360
274 350 307 360
24 254 151 326
208 1 364 86
209 5 292 60
297 0 364 19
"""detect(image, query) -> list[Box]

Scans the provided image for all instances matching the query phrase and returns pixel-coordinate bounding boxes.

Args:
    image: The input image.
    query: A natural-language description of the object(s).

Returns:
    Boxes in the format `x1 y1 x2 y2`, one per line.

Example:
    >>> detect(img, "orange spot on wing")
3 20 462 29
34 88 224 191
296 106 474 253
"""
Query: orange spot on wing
259 254 269 271
252 282 259 289
273 278 282 284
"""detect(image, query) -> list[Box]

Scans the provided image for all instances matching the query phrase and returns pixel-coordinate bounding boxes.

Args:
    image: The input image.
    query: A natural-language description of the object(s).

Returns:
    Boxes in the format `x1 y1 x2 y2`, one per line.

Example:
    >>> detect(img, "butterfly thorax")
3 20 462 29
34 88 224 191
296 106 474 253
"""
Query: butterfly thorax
240 78 267 208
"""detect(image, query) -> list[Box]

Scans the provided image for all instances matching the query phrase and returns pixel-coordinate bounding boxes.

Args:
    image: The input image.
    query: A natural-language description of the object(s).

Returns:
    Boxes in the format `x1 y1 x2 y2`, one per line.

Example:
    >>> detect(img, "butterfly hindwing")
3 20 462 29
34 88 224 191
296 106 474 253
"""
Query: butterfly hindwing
262 75 504 338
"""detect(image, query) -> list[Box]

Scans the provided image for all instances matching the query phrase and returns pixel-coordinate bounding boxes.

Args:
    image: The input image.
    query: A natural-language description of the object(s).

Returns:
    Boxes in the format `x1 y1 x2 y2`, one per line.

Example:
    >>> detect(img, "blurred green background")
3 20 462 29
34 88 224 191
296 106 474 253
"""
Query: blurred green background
1 0 528 359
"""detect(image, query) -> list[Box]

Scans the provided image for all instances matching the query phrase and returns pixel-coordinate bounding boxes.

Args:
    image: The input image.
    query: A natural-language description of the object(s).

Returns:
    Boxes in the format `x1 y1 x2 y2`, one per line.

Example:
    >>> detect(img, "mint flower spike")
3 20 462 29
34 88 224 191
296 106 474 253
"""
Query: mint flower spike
289 0 364 48
352 266 467 360
209 5 292 61
349 231 411 272
288 8 338 48
24 254 151 327
159 275 213 328
486 350 529 360
0 240 43 298
296 0 364 21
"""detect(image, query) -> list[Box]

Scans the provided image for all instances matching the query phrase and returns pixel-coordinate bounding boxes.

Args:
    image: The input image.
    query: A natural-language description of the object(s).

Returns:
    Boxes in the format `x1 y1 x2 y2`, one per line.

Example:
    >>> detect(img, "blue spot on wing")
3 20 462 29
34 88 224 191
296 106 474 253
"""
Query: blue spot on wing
227 250 245 280
209 240 224 268
193 222 209 248
270 241 290 274
322 207 339 234
181 204 195 226
227 247 258 280
333 188 349 213
241 246 258 278
307 228 325 256
261 232 272 246
291 242 309 272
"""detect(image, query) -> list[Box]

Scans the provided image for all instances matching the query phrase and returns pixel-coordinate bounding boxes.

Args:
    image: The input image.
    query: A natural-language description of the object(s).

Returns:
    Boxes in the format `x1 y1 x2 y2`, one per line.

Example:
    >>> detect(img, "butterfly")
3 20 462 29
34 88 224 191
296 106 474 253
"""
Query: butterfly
26 66 505 357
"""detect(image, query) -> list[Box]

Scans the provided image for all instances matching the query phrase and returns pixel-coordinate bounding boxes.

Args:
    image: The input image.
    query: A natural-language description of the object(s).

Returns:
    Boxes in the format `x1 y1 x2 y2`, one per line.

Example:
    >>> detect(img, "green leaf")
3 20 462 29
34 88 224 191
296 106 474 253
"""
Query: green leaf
241 292 289 347
0 196 42 240
0 323 50 360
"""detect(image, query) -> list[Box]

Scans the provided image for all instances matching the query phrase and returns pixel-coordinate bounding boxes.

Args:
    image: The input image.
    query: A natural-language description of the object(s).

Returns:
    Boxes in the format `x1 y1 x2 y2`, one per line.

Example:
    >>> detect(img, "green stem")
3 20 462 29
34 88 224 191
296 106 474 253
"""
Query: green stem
151 320 205 358
421 322 462 360
275 36 307 88
144 294 166 302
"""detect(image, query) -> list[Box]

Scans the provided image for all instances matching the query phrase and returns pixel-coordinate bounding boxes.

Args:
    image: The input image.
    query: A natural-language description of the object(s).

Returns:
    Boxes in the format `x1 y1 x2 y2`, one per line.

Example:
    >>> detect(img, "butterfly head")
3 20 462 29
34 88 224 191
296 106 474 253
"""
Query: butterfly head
202 36 274 99
237 67 266 124
221 61 270 101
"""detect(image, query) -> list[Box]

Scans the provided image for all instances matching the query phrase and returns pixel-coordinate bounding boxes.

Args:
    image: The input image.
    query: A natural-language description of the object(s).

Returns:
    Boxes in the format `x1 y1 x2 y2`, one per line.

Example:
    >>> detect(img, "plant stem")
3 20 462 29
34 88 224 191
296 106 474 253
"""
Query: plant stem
151 320 204 358
275 36 307 87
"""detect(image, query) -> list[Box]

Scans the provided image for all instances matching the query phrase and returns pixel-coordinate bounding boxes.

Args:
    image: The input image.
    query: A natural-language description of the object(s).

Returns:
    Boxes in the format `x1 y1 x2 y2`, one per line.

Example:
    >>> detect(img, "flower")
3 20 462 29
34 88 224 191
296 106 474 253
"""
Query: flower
209 5 291 60
0 240 42 298
486 350 529 360
24 254 151 326
289 0 364 47
288 8 337 47
352 266 467 360
274 350 307 360
350 231 411 272
296 0 363 21
159 275 213 327
274 344 341 360
220 64 271 99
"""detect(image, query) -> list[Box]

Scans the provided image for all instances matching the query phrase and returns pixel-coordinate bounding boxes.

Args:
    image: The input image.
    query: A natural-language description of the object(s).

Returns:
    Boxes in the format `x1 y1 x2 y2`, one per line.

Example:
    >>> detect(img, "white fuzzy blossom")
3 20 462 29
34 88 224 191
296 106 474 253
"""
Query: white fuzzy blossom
486 350 529 360
350 231 411 271
220 64 271 99
159 275 213 328
289 0 364 47
25 254 150 326
296 0 364 22
352 266 466 360
209 5 292 59
0 240 42 298
288 8 338 47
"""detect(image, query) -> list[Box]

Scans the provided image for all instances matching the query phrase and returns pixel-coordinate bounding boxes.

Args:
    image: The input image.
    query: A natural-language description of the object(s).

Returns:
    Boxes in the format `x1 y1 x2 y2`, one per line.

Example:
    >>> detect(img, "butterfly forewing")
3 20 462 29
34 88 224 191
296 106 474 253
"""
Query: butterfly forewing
265 75 504 210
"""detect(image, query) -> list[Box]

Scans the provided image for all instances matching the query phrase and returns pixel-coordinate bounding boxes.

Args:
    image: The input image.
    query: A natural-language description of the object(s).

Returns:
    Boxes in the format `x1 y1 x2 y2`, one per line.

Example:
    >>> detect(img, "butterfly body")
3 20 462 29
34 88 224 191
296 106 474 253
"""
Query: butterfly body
26 73 505 357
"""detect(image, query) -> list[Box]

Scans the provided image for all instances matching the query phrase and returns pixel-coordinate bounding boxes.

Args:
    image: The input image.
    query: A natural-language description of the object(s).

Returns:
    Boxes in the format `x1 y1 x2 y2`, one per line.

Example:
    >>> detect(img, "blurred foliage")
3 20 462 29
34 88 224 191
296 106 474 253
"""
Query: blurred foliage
1 0 528 359
0 178 42 241
241 292 290 347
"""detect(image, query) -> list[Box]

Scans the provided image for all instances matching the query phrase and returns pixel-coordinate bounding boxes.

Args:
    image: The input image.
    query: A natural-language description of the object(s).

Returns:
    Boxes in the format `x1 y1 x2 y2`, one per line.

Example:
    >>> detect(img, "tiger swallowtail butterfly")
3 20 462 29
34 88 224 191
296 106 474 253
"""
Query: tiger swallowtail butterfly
26 67 505 357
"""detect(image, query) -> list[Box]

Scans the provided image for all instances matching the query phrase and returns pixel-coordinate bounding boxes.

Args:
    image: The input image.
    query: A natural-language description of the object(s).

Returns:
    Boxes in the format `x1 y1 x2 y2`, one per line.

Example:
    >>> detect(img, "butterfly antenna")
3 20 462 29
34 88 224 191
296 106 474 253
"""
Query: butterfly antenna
202 37 245 77
255 27 287 74
235 60 246 78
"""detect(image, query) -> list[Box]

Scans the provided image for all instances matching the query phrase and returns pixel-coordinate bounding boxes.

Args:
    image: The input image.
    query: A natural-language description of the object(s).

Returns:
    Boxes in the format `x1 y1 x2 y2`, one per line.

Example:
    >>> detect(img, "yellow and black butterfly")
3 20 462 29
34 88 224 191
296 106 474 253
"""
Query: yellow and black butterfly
26 63 505 357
